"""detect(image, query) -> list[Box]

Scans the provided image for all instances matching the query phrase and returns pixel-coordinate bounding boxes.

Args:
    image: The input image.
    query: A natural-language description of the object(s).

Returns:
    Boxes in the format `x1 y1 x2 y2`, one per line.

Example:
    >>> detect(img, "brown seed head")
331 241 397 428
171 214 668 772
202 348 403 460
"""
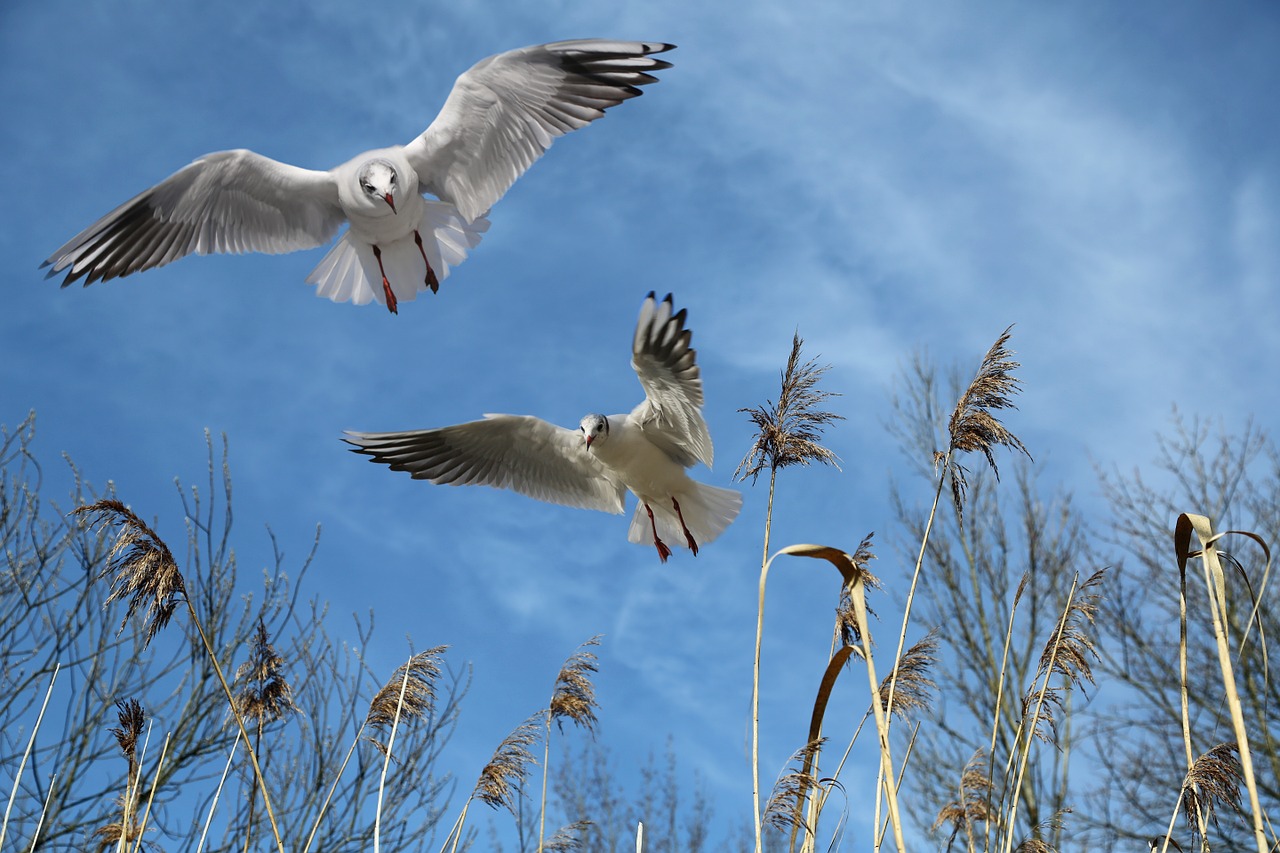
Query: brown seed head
1021 684 1066 745
110 698 146 763
365 646 447 755
836 533 881 647
945 327 1029 515
736 333 843 483
550 636 601 735
73 499 185 648
1013 808 1070 852
1182 743 1244 841
1038 570 1105 691
879 632 938 722
234 617 297 726
543 820 591 851
762 738 827 835
474 713 542 814
932 750 995 838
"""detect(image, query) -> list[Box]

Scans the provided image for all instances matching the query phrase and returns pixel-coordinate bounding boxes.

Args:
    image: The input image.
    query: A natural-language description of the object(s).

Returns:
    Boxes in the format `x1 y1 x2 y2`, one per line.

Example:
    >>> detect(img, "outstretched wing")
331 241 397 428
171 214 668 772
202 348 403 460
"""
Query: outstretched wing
629 292 714 469
403 40 674 223
344 414 627 513
44 149 344 286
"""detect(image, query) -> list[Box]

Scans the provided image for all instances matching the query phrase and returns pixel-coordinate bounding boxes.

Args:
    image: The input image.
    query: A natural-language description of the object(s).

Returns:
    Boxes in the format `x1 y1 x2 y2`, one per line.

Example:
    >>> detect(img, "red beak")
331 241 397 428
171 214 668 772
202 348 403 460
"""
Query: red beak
585 435 594 448
384 193 397 214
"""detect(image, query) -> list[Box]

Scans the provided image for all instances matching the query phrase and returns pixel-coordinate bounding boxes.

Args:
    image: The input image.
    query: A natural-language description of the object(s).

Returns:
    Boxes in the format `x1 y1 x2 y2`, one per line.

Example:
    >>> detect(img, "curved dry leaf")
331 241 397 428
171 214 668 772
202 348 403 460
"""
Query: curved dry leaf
777 544 856 586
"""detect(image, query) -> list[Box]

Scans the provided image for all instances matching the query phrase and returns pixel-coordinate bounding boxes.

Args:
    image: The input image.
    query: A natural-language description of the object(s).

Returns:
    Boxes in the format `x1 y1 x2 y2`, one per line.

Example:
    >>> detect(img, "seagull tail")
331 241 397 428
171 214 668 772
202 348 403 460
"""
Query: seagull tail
305 202 490 307
627 482 743 552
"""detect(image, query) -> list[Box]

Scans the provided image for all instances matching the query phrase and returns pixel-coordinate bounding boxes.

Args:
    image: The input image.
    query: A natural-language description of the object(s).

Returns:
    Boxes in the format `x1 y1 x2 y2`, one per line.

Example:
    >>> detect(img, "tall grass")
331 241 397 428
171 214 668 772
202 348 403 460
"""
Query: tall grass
737 327 1276 852
5 322 1279 852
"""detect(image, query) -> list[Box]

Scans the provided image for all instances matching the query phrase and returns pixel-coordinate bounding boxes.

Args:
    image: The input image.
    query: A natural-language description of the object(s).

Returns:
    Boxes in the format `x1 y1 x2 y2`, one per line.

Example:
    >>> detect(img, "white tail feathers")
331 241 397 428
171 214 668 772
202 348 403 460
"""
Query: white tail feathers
627 482 742 552
306 201 489 307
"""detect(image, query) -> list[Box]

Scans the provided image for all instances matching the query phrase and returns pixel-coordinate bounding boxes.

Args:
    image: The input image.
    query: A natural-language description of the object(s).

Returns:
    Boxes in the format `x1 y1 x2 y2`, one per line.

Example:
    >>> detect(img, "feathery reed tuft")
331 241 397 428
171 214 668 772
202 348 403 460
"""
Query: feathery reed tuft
1181 743 1244 841
879 632 938 722
110 698 146 772
1013 809 1070 852
234 617 297 726
543 820 591 851
735 333 843 483
932 750 995 842
1020 680 1067 745
364 647 446 755
836 533 881 648
95 699 149 853
1038 569 1105 690
73 499 185 647
761 738 827 834
550 636 601 734
474 713 542 814
945 326 1029 514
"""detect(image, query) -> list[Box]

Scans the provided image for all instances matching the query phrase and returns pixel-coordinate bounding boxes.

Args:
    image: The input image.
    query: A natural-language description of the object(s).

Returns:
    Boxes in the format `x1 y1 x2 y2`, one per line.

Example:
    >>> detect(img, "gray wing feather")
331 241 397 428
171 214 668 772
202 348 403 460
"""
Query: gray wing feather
44 149 343 285
630 291 714 468
344 414 627 514
403 40 674 223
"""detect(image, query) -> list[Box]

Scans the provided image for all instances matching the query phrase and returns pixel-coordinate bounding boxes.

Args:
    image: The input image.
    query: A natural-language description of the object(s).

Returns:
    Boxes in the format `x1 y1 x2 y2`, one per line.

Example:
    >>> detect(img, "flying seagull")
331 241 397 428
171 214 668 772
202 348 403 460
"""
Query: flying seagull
344 292 742 561
43 40 674 314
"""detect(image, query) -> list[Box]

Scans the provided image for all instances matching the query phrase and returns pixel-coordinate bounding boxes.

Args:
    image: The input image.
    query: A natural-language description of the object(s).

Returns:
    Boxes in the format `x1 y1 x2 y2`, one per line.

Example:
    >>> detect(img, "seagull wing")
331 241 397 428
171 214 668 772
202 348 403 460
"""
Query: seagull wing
344 414 627 514
629 292 714 469
44 149 344 285
403 40 673 223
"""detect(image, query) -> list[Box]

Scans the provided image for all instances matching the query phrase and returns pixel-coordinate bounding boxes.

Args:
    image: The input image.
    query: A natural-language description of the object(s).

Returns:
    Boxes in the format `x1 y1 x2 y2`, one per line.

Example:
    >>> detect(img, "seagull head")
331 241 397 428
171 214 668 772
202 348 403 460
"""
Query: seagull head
357 159 400 214
579 414 609 449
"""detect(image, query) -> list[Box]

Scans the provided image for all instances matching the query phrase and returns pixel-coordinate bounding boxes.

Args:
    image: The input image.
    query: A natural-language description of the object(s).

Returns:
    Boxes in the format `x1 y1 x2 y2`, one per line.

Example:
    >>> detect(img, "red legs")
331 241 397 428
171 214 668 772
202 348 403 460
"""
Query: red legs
371 244 398 315
671 497 699 557
413 231 440 293
644 503 672 563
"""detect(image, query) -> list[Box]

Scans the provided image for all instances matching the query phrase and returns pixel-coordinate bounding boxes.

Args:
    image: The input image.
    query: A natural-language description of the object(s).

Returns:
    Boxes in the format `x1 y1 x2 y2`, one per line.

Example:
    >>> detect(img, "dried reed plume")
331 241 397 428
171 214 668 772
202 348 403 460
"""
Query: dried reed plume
1013 808 1070 852
110 698 146 777
1020 687 1066 745
542 820 591 851
550 636 601 734
540 637 602 852
474 713 542 814
879 632 938 723
75 498 286 853
94 699 148 853
931 750 995 845
1181 743 1244 842
762 738 827 835
836 533 880 648
945 326 1029 515
742 333 842 853
1038 569 1104 690
735 333 843 483
235 618 297 726
1021 569 1105 745
73 499 185 647
364 647 446 755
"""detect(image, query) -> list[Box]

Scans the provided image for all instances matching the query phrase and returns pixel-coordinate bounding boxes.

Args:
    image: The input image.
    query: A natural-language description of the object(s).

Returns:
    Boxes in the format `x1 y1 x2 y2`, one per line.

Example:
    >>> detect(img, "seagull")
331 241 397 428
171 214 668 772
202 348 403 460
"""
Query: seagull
42 40 674 314
344 292 742 561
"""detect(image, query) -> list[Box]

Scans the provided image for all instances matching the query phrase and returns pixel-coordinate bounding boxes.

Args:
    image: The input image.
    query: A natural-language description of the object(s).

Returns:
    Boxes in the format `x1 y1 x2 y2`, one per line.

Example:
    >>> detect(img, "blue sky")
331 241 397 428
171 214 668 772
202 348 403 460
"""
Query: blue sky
3 0 1278 847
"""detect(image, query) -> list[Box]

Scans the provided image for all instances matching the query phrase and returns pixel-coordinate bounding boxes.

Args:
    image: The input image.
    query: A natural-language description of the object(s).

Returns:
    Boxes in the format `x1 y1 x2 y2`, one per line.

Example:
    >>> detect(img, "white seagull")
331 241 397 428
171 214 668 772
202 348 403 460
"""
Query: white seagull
43 40 674 314
344 292 742 561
